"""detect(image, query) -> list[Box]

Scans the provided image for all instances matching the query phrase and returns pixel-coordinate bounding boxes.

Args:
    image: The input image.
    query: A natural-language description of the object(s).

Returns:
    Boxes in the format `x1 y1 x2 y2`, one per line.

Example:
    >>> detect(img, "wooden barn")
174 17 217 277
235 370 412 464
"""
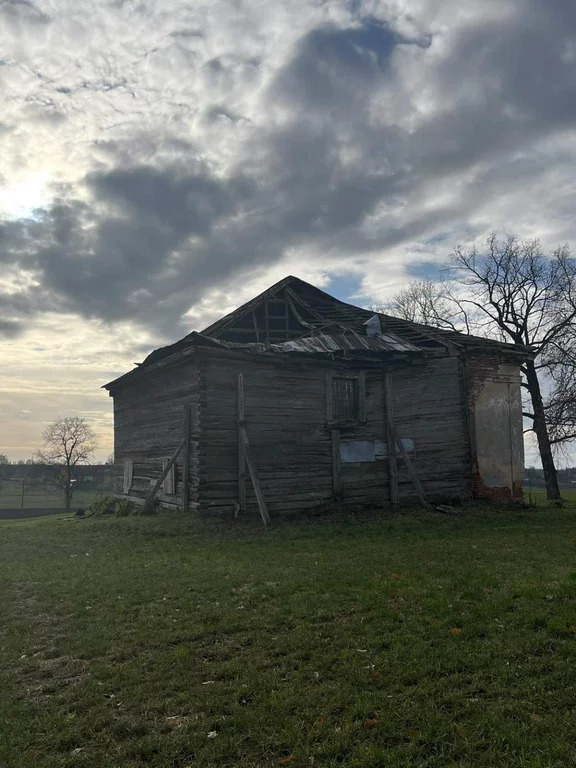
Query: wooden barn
104 276 530 519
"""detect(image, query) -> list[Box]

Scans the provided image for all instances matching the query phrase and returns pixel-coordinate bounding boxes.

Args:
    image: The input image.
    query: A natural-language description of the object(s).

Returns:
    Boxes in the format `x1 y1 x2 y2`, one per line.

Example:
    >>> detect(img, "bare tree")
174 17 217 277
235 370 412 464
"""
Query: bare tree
542 356 576 448
36 417 97 512
382 279 471 333
387 235 576 502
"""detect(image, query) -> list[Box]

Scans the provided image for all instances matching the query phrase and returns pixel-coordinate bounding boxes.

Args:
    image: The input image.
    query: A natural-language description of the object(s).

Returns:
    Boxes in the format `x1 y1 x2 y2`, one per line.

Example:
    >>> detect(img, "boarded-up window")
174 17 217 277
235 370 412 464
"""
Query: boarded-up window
162 459 176 495
332 376 359 421
326 372 366 424
123 459 133 494
340 438 415 463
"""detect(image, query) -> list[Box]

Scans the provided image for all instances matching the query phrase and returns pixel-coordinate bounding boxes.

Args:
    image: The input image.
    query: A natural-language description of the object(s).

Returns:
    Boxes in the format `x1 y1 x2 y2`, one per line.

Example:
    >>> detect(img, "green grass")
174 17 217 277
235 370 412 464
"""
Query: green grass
2 507 576 767
0 479 101 511
526 487 576 507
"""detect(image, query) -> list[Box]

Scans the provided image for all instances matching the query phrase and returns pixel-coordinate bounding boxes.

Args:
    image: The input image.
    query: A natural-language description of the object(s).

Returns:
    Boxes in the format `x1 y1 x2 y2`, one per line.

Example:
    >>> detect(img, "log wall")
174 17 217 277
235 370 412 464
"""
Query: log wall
111 355 200 509
109 344 524 517
198 349 473 517
390 356 472 501
198 349 333 516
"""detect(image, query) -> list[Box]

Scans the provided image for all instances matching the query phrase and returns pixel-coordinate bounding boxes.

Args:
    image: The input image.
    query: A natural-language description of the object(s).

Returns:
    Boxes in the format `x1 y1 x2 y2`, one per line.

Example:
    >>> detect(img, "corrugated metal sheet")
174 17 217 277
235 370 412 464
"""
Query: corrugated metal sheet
212 330 421 355
276 331 420 353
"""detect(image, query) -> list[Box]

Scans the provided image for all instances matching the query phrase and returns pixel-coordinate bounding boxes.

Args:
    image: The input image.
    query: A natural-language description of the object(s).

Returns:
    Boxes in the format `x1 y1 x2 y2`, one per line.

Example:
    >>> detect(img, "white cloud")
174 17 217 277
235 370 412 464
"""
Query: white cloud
1 0 576 460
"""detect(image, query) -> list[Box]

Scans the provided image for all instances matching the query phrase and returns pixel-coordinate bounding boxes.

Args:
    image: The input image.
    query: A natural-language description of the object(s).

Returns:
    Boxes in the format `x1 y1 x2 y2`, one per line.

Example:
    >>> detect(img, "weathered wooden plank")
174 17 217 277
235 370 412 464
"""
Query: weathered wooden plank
383 370 398 505
182 404 191 512
122 458 133 494
325 371 333 422
390 422 428 508
358 371 366 424
239 425 270 526
140 438 185 515
237 373 247 513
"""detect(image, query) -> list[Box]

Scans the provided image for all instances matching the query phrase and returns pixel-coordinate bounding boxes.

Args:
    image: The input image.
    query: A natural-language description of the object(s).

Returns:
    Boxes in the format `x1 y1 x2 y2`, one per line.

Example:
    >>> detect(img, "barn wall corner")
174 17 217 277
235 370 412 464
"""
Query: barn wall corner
466 352 524 503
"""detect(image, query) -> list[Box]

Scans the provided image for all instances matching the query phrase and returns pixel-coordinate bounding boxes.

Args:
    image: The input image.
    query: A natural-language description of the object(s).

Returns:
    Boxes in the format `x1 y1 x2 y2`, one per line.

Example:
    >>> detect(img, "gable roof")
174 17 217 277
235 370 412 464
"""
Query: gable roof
199 274 531 353
104 275 532 391
200 275 449 348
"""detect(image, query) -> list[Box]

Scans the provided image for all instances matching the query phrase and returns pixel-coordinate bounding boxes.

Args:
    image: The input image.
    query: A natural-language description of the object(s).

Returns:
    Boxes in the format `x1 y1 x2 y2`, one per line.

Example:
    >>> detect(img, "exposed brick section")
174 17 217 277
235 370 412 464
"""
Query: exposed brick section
466 350 524 504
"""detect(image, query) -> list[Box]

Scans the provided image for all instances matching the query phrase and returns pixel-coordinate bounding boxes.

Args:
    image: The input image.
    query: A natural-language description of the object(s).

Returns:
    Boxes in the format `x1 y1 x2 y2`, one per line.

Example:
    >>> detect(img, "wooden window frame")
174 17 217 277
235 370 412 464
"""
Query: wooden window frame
326 371 366 426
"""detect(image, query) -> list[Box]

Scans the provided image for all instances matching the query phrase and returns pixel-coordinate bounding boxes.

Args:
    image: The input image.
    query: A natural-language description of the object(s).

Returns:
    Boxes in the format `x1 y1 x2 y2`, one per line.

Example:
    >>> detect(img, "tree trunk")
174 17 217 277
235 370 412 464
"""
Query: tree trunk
64 463 72 513
525 360 561 502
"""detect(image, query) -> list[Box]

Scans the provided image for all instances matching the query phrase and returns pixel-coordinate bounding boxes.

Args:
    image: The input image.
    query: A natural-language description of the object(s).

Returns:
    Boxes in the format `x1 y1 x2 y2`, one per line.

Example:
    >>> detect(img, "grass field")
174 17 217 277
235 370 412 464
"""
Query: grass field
0 479 104 511
2 506 576 767
527 487 576 506
3 481 574 512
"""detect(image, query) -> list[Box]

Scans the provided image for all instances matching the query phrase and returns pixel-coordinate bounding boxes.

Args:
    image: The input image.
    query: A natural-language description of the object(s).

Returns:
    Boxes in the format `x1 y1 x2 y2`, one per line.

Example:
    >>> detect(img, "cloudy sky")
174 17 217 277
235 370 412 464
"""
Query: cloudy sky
1 0 576 461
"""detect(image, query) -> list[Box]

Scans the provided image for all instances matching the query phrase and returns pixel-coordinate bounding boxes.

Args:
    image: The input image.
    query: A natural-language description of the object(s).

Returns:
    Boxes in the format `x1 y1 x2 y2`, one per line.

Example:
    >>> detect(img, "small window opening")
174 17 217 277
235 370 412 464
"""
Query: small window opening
332 376 359 422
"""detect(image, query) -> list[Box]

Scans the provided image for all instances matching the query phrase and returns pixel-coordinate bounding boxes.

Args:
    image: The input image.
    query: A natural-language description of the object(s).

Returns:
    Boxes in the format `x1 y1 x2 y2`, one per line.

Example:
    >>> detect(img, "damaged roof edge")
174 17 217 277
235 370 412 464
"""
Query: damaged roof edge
103 329 532 393
102 330 421 391
103 275 535 391
198 274 532 354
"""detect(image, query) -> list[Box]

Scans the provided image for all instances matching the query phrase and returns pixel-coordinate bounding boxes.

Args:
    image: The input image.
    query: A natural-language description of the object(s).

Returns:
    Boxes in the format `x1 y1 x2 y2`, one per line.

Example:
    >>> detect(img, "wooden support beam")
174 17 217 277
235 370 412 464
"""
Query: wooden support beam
251 309 260 342
123 458 133 495
181 404 191 512
383 371 399 505
237 373 247 513
285 290 316 330
390 422 429 510
285 286 325 323
141 438 186 515
239 424 270 526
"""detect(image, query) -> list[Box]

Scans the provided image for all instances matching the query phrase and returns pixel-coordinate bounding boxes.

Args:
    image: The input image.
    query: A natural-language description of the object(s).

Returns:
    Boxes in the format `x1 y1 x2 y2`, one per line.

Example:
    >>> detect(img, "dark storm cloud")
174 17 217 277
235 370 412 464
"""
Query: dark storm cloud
410 4 576 180
0 167 257 333
0 318 22 336
2 2 576 339
271 20 402 109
